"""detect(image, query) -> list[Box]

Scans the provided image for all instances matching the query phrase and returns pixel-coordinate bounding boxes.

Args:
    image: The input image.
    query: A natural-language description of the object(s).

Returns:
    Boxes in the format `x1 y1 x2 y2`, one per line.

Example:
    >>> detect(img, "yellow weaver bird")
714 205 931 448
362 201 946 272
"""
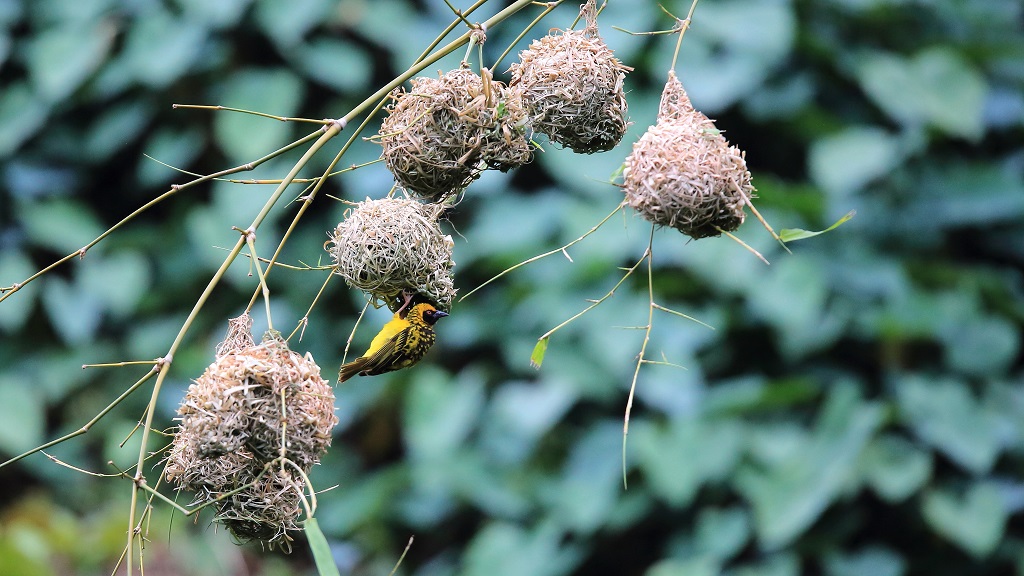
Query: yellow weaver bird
338 302 448 382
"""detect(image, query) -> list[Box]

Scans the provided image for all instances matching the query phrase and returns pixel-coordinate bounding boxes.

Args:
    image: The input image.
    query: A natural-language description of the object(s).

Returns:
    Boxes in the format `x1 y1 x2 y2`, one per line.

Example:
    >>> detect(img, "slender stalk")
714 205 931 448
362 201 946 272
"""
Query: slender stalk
622 225 656 489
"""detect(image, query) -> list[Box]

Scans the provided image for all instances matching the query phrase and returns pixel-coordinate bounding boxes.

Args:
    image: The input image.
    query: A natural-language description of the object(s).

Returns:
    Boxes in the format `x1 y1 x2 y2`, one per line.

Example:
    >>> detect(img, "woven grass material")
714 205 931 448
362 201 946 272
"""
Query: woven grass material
508 0 632 153
622 71 752 239
164 336 337 550
327 197 456 312
379 66 532 200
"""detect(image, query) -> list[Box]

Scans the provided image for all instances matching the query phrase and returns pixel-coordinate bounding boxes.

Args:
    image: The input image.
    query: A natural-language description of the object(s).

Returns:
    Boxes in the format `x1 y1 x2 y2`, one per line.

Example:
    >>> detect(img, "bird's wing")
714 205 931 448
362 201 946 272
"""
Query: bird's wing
356 326 414 376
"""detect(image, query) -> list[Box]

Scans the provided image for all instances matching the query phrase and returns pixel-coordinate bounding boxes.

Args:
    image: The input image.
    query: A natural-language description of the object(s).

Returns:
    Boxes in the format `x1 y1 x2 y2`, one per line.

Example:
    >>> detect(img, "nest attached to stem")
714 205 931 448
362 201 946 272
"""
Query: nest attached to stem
509 0 632 153
164 333 337 550
327 197 456 312
379 66 532 200
622 71 752 239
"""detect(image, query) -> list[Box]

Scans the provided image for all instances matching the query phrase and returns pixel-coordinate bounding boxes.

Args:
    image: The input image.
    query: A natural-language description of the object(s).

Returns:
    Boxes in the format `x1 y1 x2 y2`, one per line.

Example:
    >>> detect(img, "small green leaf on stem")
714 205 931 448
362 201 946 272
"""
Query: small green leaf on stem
304 518 341 576
779 210 856 242
531 337 549 369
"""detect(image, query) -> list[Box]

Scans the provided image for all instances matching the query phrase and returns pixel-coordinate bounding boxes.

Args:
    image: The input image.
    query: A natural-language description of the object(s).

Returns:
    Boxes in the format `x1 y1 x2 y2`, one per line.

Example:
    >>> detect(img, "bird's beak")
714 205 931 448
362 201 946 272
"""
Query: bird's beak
435 311 449 318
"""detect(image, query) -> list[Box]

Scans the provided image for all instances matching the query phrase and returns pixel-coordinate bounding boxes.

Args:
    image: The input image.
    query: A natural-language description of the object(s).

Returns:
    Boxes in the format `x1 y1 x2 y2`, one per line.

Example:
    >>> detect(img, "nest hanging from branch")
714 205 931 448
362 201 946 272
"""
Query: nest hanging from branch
379 66 533 200
164 333 337 550
509 0 632 153
327 197 456 312
622 71 752 239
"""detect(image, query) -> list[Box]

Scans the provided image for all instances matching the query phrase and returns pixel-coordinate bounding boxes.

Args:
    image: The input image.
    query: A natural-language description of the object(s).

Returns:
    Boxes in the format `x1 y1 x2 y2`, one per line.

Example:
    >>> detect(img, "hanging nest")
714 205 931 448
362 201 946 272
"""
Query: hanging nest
164 333 337 550
327 197 456 312
509 0 632 153
379 66 533 200
622 71 752 239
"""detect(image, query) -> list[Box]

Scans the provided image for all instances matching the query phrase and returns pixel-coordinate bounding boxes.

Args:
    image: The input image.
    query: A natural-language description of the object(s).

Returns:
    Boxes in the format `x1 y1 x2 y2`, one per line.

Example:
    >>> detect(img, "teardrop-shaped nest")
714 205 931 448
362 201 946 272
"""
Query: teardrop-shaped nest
379 67 533 200
164 336 337 550
509 1 632 153
622 72 752 239
327 197 456 312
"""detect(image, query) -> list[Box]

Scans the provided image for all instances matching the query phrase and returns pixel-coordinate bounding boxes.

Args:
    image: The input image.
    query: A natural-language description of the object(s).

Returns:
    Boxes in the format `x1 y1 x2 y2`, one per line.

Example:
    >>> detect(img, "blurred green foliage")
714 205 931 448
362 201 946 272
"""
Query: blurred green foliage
1 0 1023 575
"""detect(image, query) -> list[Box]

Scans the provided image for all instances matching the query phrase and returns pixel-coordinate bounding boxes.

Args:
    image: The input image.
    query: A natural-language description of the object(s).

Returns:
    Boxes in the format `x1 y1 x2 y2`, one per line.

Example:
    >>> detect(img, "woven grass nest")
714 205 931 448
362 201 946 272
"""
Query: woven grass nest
509 0 632 153
379 66 532 200
622 71 752 239
327 197 456 312
164 325 337 550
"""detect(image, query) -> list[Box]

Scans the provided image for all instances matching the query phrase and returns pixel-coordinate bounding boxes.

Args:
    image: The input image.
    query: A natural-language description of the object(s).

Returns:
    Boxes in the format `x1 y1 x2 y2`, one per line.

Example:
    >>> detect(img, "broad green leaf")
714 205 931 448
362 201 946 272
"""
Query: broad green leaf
0 376 45 456
896 375 999 473
24 21 113 102
0 251 40 332
779 210 856 242
825 546 905 576
403 368 484 459
18 198 105 255
292 38 372 93
694 507 750 561
736 386 883 549
635 417 744 506
530 337 549 368
123 9 207 88
463 520 581 576
213 68 305 162
646 558 719 576
854 47 986 139
922 483 1007 557
78 251 151 320
177 0 251 29
81 100 154 162
941 314 1020 378
861 434 932 503
547 423 623 532
0 82 49 156
41 278 104 345
254 0 333 49
303 518 341 576
809 127 901 197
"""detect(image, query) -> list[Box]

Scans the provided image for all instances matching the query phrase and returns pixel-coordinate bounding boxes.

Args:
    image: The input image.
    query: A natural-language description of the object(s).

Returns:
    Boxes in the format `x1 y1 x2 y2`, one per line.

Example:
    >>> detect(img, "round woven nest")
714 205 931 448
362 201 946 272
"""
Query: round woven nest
327 197 456 312
509 1 631 153
379 67 532 200
164 332 337 549
622 71 752 239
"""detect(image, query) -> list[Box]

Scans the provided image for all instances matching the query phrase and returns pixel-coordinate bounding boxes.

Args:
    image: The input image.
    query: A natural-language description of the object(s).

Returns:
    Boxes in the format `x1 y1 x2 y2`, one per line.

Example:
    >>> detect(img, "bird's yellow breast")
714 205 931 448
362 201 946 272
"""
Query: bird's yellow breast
362 312 410 357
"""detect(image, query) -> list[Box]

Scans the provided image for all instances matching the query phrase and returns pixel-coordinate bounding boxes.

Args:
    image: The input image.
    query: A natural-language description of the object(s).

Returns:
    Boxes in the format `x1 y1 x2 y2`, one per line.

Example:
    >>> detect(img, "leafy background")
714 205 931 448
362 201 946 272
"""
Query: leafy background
1 0 1023 574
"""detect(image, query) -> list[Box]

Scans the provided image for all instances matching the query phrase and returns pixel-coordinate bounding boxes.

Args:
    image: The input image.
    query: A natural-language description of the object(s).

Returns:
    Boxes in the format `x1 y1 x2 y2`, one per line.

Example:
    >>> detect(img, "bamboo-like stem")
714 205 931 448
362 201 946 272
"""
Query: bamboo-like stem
171 104 332 124
125 124 342 575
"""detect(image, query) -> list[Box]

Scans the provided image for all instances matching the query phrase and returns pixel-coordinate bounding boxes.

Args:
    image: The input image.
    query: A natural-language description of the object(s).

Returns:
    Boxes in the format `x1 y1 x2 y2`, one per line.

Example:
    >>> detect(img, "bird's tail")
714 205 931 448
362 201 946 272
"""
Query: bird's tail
338 358 367 383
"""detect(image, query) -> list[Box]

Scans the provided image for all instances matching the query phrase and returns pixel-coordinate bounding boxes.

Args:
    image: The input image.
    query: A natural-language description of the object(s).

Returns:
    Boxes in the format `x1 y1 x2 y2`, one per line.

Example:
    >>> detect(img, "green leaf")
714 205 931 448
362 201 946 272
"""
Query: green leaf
694 507 750 561
213 68 305 162
41 277 104 345
0 251 40 332
122 9 207 88
860 434 932 502
736 386 883 549
779 210 855 242
530 337 549 369
24 21 113 102
78 251 151 320
824 546 905 576
646 558 719 576
809 127 902 197
0 376 46 456
463 520 581 576
854 47 987 139
896 375 999 473
636 417 744 507
303 518 341 576
18 198 105 255
291 38 372 93
922 483 1007 557
403 368 484 460
0 82 49 157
